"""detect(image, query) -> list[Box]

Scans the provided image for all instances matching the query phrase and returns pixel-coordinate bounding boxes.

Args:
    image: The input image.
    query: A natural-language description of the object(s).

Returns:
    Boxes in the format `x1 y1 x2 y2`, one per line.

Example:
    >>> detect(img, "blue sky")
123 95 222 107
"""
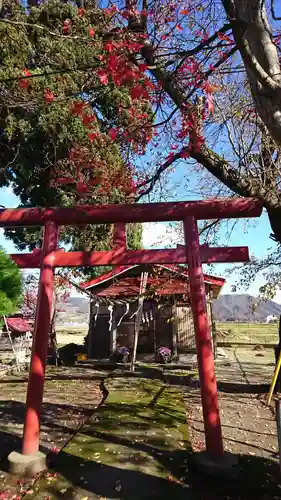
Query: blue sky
1 185 278 300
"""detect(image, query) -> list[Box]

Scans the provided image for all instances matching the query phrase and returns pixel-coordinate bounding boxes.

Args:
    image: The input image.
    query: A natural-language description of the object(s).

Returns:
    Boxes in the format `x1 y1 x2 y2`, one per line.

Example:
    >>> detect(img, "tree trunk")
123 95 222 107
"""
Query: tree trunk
223 0 281 146
266 205 281 243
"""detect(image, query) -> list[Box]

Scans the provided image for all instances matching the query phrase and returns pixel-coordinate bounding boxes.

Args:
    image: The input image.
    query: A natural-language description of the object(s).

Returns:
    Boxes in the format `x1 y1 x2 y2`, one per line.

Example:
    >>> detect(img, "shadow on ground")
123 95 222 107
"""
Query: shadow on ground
48 450 192 500
0 366 280 499
39 375 281 499
46 427 280 500
217 381 269 393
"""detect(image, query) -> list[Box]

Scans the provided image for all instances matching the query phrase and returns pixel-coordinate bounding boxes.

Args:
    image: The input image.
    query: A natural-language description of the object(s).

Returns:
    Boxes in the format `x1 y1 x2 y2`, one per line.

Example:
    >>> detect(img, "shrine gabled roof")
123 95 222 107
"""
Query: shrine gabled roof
80 264 225 290
6 317 32 334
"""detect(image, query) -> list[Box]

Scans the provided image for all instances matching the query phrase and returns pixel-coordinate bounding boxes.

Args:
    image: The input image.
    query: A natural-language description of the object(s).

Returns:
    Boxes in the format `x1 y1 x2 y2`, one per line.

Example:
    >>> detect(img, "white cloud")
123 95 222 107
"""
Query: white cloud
0 186 19 208
142 222 182 249
272 290 281 304
3 186 14 195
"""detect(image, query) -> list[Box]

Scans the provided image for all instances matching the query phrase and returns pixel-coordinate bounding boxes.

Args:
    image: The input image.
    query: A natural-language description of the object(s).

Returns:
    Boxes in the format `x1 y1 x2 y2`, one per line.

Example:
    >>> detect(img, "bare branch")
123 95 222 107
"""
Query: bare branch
164 23 232 68
271 0 281 20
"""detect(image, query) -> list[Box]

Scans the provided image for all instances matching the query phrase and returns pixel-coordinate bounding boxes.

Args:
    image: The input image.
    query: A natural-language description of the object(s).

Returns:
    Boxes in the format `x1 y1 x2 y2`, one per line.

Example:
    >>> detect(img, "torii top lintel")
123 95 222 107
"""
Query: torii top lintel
0 198 262 227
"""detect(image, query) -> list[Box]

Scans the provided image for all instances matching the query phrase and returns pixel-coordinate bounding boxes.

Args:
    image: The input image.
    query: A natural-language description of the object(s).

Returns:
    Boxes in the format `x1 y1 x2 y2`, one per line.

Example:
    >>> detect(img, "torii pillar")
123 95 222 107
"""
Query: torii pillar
184 217 223 458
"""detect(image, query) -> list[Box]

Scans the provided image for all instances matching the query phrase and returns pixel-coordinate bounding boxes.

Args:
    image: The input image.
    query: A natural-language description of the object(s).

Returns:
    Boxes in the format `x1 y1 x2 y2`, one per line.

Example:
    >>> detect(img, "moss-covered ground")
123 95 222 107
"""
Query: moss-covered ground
28 373 192 499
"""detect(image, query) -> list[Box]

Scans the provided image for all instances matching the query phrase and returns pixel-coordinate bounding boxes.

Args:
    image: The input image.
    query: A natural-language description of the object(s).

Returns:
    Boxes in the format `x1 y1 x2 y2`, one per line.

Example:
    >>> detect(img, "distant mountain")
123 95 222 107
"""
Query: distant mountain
57 293 281 325
66 297 90 314
213 294 281 322
56 296 90 326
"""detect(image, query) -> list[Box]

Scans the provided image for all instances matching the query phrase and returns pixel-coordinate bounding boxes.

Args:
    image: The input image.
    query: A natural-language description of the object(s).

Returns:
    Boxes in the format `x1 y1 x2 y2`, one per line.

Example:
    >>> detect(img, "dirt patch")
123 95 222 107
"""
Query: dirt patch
0 366 105 499
185 348 281 499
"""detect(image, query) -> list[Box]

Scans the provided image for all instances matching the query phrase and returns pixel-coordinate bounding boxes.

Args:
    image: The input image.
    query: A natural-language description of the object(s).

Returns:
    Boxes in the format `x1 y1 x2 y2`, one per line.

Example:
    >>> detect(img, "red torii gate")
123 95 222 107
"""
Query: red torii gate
0 198 262 474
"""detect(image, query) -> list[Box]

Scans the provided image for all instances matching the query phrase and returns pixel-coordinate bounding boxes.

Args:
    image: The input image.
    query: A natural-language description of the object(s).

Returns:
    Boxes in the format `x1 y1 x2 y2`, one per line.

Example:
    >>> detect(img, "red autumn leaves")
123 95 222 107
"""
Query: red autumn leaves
19 69 55 103
95 38 153 105
16 2 226 200
19 68 31 89
53 144 140 197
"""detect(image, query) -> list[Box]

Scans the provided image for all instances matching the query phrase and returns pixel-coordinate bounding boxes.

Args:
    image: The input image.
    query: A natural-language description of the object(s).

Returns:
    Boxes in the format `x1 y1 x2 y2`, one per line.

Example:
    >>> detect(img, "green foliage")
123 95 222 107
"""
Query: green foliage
0 0 147 258
0 248 22 317
81 222 143 278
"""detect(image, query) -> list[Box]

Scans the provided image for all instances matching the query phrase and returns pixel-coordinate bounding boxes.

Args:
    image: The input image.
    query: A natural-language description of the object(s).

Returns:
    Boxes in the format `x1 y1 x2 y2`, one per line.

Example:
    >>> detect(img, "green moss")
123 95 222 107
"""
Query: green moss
29 374 191 498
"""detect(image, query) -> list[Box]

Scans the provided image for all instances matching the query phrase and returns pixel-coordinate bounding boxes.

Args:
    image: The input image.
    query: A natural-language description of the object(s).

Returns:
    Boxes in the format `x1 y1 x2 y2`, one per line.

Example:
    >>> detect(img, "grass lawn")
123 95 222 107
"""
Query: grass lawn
217 322 278 344
27 374 191 499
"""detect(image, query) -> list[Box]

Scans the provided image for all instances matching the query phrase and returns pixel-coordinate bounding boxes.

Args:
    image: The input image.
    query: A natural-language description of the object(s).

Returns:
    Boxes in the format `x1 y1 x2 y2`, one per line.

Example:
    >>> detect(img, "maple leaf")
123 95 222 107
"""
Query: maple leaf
107 54 119 72
218 32 233 44
203 82 215 115
138 64 148 72
104 5 117 15
63 19 71 34
105 41 115 52
127 42 144 52
166 152 175 161
206 93 214 115
121 9 129 19
82 114 96 127
130 85 149 100
70 101 85 116
180 150 190 158
108 128 118 140
88 132 99 142
19 79 29 90
56 177 74 185
97 70 109 85
44 88 55 104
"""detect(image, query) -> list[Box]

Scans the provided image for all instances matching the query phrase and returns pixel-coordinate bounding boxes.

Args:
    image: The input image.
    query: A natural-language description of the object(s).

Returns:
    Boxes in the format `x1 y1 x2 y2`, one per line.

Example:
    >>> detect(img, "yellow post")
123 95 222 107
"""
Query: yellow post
267 351 281 406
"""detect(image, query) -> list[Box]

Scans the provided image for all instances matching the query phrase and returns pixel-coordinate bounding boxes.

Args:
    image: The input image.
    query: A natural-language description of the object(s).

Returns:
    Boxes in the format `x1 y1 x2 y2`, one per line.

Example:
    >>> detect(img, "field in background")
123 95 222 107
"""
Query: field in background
56 325 88 347
217 322 279 344
54 321 279 348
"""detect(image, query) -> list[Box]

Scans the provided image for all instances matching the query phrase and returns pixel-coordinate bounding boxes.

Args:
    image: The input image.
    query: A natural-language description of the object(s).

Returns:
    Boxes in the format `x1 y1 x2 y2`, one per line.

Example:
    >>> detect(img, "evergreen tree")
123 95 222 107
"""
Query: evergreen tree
0 0 149 259
0 248 22 317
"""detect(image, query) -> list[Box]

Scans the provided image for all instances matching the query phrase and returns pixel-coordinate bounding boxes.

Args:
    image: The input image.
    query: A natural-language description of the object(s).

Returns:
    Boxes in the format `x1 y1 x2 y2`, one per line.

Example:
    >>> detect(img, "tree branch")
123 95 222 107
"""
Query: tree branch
137 140 270 204
136 147 190 200
0 18 89 40
0 66 94 84
199 219 220 236
164 23 233 68
271 0 281 20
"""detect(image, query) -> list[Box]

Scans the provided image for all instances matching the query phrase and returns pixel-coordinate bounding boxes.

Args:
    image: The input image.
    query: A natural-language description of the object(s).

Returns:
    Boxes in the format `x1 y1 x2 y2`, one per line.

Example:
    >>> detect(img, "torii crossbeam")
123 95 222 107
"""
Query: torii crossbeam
0 198 262 475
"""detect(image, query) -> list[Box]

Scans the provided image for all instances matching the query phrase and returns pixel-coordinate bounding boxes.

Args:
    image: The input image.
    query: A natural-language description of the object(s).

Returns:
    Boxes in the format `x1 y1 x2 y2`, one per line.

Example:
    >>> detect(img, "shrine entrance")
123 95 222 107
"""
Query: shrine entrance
0 198 262 473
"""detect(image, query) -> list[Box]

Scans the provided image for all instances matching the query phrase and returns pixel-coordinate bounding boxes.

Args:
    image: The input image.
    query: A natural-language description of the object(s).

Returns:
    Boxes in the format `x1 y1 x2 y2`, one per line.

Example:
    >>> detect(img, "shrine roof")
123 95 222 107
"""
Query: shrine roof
81 264 225 292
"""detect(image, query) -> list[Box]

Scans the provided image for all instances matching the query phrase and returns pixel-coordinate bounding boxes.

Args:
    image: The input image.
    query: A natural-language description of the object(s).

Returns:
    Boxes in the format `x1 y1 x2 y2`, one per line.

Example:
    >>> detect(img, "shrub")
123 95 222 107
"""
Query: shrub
0 248 22 318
